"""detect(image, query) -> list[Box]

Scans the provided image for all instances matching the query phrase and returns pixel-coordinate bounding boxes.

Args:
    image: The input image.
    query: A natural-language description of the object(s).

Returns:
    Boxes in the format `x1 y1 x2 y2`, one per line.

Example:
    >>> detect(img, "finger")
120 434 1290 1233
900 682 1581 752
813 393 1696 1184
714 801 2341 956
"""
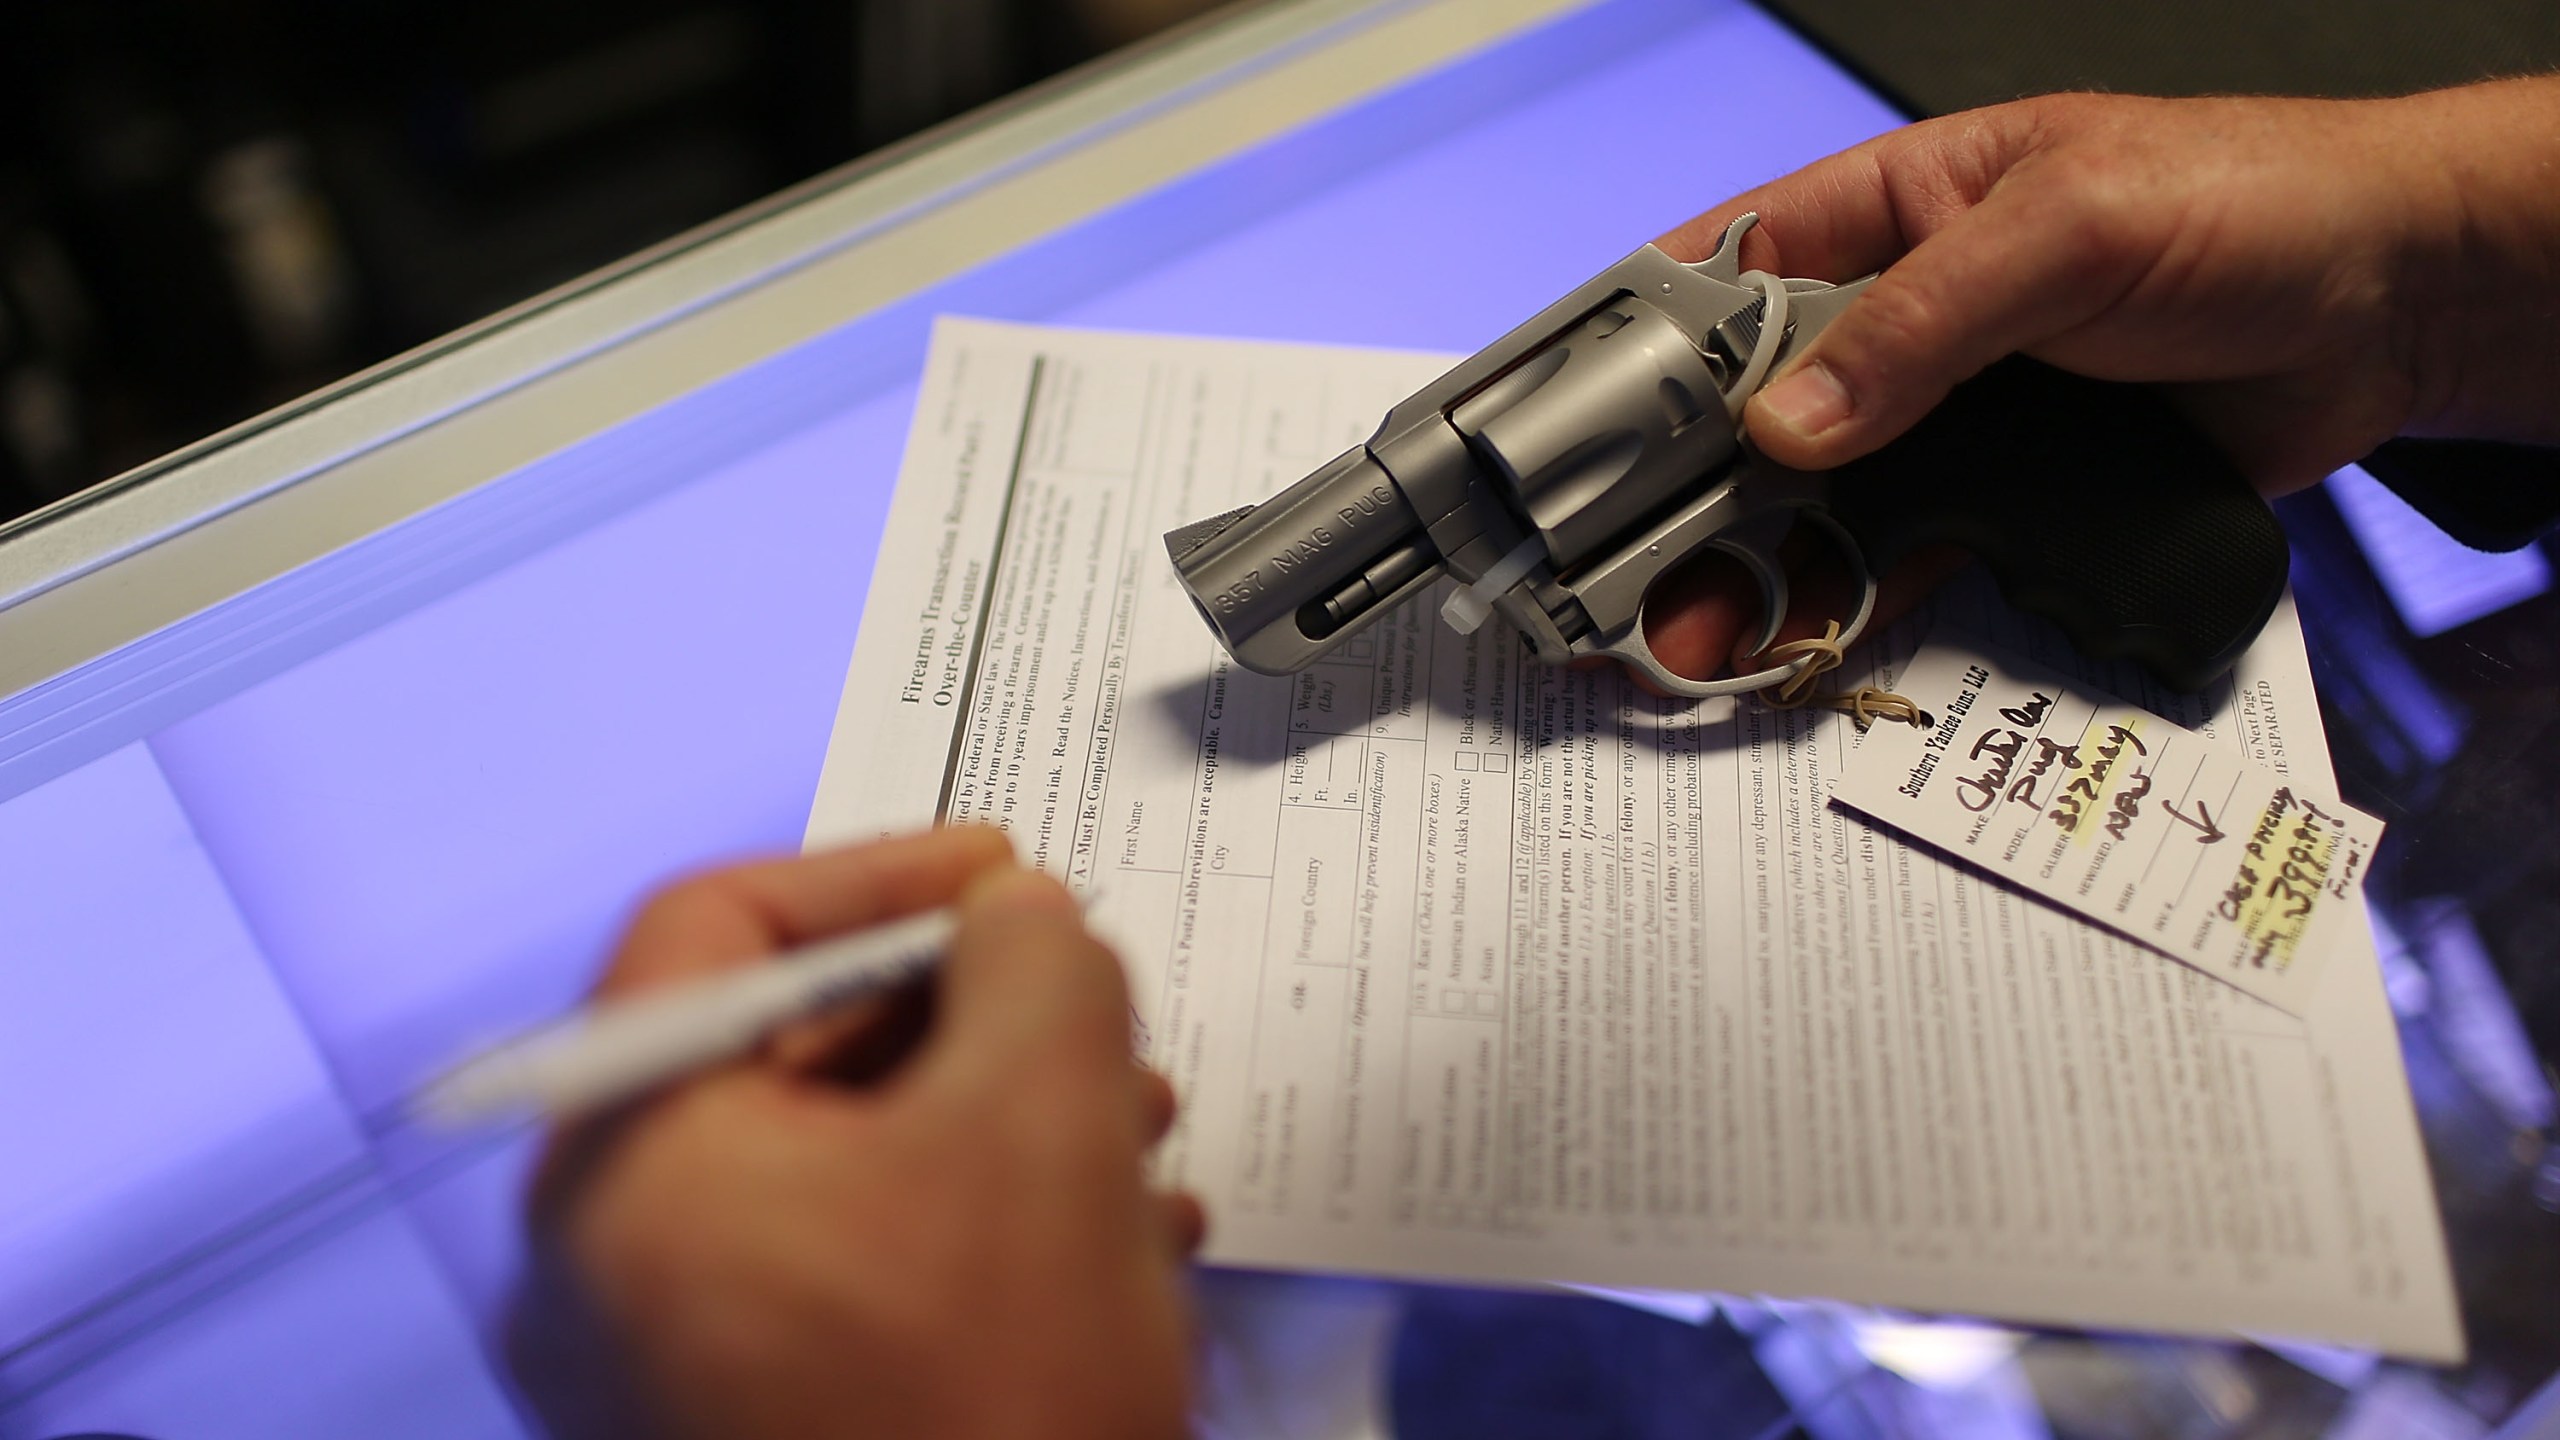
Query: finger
1654 103 2038 277
1135 1066 1178 1146
1657 138 1911 277
597 826 1014 999
919 867 1133 1100
1158 1190 1208 1257
1743 181 2146 470
1638 548 1760 685
767 978 938 1085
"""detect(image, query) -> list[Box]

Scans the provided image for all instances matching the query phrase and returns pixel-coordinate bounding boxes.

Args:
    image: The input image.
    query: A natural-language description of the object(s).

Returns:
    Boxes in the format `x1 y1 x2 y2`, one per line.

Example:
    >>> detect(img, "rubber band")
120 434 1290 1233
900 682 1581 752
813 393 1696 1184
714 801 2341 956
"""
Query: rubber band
1751 620 1929 730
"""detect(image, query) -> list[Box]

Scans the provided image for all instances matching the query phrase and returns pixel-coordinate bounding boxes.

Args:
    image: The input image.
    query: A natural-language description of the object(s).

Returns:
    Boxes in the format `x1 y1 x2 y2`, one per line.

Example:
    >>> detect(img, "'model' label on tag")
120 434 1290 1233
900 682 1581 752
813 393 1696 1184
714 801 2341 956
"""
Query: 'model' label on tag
1831 629 2383 1014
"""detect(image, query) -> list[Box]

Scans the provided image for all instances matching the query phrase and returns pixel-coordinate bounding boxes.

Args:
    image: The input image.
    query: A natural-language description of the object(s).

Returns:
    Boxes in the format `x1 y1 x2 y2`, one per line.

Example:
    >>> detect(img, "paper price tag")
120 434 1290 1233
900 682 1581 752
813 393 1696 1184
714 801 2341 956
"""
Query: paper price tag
1832 630 2383 1014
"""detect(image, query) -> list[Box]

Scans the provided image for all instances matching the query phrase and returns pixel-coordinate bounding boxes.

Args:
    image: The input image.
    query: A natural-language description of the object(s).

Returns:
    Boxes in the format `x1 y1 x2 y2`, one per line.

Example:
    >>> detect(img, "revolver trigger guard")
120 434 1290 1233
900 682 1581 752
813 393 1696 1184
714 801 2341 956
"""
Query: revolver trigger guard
1585 622 1816 700
1575 510 1882 702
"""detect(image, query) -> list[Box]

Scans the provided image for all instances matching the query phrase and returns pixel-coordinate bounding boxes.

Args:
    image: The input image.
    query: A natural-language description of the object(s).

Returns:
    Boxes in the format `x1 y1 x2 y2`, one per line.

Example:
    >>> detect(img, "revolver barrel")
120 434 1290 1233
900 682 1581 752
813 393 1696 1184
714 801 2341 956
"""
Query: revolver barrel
1163 446 1440 675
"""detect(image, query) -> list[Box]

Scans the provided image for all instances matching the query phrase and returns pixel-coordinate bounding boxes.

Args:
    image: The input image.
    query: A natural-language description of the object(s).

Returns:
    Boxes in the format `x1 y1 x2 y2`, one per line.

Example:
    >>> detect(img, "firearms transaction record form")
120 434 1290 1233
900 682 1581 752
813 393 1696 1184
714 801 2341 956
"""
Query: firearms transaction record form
807 317 2459 1359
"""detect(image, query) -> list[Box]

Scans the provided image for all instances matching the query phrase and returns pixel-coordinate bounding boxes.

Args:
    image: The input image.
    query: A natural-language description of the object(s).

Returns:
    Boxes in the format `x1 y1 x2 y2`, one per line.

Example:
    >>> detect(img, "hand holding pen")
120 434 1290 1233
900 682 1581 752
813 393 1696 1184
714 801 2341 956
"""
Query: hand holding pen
506 827 1201 1440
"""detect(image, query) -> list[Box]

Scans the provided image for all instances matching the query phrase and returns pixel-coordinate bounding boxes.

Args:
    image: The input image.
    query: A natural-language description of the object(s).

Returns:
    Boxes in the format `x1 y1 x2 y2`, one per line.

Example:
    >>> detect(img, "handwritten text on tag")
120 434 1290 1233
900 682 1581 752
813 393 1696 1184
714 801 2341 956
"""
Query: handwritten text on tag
1832 631 2382 1014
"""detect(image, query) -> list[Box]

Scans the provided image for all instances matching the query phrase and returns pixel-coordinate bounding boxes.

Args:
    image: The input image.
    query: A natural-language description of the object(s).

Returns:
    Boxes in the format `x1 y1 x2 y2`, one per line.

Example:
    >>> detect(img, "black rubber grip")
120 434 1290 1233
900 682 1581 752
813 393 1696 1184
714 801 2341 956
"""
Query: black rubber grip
1827 356 2289 693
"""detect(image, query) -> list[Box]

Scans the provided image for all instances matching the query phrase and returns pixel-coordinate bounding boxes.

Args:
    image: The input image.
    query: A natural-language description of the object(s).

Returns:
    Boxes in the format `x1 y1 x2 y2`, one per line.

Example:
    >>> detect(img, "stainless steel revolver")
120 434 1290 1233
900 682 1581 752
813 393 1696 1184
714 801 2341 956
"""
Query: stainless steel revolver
1164 214 2288 697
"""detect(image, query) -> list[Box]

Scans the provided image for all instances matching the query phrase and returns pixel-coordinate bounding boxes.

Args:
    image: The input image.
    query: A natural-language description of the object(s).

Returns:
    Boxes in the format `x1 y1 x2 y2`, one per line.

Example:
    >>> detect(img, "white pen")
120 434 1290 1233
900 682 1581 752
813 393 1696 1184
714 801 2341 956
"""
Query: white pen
415 908 959 1129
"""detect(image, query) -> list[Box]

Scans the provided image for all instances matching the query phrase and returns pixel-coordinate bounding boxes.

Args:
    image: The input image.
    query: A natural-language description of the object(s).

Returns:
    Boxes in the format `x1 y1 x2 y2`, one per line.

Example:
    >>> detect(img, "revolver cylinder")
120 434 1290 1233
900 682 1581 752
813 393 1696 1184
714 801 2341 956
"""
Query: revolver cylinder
1451 300 1738 572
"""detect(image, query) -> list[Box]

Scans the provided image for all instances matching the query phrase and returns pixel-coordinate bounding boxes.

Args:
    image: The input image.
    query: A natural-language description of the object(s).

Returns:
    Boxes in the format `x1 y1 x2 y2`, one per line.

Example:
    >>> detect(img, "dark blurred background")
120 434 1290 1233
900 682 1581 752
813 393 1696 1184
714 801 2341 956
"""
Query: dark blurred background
1 0 2554 527
0 0 1218 522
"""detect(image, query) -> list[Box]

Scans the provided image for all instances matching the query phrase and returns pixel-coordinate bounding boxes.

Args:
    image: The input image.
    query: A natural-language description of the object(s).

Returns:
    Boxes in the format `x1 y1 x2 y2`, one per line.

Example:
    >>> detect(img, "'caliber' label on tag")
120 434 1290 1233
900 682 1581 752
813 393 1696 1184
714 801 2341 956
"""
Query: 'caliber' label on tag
1831 628 2382 1014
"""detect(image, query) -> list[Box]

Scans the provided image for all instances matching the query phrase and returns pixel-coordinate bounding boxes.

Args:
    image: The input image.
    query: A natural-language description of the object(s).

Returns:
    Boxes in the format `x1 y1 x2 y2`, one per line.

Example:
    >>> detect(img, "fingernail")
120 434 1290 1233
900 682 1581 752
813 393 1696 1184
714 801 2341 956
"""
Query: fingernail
968 866 1078 917
1752 361 1852 440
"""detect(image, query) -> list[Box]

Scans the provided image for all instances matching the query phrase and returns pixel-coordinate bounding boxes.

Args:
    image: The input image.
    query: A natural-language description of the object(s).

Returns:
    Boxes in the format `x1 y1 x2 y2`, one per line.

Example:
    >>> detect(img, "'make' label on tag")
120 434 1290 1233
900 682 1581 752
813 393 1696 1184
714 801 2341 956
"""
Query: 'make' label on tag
1831 629 2383 1014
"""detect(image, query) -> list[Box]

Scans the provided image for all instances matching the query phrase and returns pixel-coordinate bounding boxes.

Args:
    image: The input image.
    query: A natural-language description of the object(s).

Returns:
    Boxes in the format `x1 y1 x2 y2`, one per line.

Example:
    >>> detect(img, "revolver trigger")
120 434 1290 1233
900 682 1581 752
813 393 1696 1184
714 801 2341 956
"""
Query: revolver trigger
1710 538 1789 660
1696 506 1794 658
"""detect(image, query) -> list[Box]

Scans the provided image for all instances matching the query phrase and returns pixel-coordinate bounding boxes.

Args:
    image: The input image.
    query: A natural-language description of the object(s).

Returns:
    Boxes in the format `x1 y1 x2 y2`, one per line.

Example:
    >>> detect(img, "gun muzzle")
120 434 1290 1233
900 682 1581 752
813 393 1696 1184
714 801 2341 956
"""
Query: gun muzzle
1163 445 1442 675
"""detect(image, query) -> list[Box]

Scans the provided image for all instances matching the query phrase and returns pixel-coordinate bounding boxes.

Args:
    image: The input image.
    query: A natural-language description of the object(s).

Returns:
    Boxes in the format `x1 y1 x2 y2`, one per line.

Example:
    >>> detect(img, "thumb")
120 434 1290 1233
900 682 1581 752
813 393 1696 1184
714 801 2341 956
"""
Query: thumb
1744 188 2131 469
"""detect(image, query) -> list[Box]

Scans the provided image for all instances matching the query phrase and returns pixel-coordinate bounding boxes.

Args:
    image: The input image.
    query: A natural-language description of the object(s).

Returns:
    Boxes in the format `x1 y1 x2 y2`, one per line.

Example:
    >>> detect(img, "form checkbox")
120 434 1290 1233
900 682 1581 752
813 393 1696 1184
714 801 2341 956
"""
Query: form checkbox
1473 992 1499 1016
1482 752 1511 773
1443 989 1468 1013
1454 750 1479 771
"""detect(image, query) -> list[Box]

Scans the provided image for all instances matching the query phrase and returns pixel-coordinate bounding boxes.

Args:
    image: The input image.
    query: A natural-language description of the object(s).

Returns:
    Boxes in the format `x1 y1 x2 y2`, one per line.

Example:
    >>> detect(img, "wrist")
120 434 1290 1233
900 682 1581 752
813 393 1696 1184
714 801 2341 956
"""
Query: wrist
2386 77 2560 448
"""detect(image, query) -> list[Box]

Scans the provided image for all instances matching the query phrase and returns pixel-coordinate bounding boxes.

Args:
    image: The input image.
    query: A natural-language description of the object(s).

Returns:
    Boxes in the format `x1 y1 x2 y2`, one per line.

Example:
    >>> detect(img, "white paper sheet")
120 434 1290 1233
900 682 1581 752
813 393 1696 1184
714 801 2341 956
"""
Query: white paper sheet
806 317 2461 1360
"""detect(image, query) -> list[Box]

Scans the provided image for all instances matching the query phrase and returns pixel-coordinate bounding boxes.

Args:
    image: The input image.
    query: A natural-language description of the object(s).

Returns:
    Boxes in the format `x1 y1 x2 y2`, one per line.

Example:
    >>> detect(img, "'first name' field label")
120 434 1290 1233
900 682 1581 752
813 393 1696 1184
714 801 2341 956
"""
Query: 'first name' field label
1831 628 2383 1015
